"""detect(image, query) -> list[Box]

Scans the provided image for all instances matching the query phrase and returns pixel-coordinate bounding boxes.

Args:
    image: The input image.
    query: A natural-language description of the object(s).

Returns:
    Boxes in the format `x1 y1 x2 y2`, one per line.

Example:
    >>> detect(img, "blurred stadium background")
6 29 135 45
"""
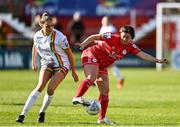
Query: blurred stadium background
0 0 180 126
0 0 180 70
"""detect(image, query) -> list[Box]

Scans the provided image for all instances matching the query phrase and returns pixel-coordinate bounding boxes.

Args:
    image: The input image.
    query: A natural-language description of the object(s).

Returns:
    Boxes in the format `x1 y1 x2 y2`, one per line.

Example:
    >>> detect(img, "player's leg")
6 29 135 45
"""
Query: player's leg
96 73 109 120
38 67 68 123
112 64 124 89
72 64 99 106
16 68 52 123
22 69 52 115
96 71 114 124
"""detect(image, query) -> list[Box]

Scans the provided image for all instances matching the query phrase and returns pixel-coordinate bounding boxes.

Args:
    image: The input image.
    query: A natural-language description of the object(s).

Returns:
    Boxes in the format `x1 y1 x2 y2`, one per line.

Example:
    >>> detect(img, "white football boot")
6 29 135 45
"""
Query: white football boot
72 97 90 106
97 117 115 125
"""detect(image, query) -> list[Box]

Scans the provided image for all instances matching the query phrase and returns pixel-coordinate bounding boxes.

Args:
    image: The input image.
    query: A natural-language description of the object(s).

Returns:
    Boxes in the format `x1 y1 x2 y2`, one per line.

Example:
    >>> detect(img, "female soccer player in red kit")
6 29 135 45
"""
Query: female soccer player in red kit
72 25 168 124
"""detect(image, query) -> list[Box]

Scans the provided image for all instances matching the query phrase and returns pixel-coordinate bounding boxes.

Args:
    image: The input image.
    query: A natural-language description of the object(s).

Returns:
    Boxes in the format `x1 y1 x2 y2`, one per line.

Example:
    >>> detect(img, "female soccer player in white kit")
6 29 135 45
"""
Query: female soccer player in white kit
99 16 124 89
16 12 79 123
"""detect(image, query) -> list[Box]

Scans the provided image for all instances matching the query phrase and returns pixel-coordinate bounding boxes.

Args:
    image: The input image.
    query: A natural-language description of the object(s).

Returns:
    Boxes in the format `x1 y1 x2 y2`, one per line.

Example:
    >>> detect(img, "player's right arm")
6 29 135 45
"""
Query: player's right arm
32 44 38 71
79 34 100 50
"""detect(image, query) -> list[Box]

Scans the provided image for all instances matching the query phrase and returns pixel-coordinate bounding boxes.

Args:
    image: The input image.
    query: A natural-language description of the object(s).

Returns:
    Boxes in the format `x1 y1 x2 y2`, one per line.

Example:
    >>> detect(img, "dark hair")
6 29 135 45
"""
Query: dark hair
120 25 135 39
39 12 52 27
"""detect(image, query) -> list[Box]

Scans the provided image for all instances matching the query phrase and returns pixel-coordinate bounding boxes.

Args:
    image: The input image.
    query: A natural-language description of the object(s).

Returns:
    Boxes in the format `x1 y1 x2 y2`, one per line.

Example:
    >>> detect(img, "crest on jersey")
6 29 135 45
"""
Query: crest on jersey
122 49 127 55
92 58 97 63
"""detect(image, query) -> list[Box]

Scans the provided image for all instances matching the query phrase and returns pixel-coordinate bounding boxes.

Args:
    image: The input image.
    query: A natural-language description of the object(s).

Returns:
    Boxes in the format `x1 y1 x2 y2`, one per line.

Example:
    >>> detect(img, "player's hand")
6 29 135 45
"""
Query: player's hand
75 43 86 50
158 58 169 64
79 44 86 50
72 71 79 82
32 63 38 71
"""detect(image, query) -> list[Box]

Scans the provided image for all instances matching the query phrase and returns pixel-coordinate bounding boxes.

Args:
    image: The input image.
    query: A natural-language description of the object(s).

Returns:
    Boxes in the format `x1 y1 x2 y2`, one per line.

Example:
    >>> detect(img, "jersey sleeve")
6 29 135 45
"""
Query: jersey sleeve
33 34 38 48
129 43 141 55
58 32 70 49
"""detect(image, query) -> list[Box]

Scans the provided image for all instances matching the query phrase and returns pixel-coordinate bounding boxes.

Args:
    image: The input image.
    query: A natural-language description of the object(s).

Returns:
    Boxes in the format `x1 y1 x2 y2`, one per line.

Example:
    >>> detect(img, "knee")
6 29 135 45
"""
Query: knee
47 87 55 95
86 78 96 86
36 85 45 92
36 81 47 92
96 78 103 85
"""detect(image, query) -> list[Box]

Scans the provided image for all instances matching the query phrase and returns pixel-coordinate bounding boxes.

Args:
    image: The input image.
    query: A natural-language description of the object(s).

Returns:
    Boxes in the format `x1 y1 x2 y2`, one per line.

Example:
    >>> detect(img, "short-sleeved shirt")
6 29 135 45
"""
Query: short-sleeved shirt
81 32 141 73
34 29 70 69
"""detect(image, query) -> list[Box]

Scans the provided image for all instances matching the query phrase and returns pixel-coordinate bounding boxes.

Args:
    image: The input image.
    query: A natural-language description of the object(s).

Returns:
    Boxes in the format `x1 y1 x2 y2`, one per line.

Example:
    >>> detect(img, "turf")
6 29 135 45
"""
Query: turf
0 68 180 126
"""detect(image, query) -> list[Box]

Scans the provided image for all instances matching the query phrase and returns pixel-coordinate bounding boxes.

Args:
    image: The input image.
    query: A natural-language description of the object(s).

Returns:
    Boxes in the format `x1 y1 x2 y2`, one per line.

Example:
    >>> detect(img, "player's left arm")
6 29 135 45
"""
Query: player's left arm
60 32 79 82
136 51 168 64
64 48 79 82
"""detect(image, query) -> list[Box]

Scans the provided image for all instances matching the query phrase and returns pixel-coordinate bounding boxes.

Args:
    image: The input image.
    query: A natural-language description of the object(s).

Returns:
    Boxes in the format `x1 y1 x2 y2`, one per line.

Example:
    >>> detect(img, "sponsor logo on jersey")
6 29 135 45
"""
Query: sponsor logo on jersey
103 33 111 39
36 38 43 44
37 37 43 40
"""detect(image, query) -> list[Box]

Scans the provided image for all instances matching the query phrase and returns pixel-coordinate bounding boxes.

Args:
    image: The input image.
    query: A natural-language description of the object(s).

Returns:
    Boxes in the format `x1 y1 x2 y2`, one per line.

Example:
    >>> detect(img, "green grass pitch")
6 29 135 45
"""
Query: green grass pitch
0 68 180 126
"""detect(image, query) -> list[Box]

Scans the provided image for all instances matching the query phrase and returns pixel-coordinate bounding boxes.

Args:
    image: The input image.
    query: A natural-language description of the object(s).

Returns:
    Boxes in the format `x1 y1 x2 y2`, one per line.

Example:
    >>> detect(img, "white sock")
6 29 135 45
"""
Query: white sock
39 92 53 113
112 65 123 80
21 90 40 116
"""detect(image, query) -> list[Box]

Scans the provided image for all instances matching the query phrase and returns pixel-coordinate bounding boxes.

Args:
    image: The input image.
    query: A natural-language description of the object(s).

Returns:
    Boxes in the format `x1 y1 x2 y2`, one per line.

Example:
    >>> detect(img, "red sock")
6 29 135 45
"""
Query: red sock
75 79 92 97
99 94 109 119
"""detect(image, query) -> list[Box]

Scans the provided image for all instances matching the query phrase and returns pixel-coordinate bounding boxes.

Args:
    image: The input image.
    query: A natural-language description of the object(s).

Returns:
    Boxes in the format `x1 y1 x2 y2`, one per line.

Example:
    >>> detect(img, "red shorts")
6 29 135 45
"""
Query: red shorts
81 49 108 75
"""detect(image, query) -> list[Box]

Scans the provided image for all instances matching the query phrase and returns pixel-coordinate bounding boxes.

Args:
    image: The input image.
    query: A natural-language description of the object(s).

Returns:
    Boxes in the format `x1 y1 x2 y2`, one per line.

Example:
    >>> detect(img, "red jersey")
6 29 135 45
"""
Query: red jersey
82 32 141 69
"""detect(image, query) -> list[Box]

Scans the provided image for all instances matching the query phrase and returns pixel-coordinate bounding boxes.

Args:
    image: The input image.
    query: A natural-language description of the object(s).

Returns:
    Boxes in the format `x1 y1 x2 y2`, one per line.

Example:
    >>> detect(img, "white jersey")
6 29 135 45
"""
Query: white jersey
99 24 117 34
34 29 70 69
